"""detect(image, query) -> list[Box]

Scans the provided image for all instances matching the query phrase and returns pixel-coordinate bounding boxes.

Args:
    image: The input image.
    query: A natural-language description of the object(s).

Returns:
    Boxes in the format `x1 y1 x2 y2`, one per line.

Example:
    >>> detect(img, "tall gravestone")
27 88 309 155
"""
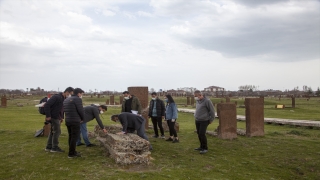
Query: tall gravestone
187 97 190 105
128 86 149 129
217 103 237 139
245 98 264 137
292 97 295 108
106 99 110 105
119 96 124 105
1 95 7 108
110 95 114 105
191 97 195 106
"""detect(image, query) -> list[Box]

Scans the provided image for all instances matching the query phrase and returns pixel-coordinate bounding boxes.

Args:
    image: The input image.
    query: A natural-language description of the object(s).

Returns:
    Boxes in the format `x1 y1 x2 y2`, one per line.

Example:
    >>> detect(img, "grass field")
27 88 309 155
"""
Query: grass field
0 96 319 180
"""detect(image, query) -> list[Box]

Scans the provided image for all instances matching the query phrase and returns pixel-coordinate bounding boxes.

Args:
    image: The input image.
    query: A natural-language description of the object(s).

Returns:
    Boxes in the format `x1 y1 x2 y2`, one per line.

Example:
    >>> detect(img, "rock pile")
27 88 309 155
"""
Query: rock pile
94 125 151 165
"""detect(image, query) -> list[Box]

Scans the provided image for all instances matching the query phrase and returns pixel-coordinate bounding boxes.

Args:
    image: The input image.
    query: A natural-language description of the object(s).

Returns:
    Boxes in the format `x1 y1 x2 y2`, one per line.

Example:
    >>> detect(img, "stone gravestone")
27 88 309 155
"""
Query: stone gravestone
292 97 295 108
110 95 114 105
106 99 110 105
94 125 151 165
98 94 101 98
245 98 264 137
217 103 237 139
191 97 194 106
187 97 190 105
128 86 149 129
1 95 7 108
226 97 230 102
119 96 124 105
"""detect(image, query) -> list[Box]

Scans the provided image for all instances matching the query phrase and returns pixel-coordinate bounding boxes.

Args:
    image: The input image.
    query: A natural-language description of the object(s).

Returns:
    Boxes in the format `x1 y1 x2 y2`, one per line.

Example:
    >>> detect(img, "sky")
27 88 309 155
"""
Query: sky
0 0 319 93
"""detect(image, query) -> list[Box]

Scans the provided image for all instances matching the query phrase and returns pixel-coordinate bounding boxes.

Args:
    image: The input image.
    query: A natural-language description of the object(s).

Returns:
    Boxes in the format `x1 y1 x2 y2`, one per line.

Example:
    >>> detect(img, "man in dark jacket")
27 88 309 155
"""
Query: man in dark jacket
63 88 85 158
44 87 74 153
121 91 142 114
77 104 108 147
148 92 165 138
111 112 152 150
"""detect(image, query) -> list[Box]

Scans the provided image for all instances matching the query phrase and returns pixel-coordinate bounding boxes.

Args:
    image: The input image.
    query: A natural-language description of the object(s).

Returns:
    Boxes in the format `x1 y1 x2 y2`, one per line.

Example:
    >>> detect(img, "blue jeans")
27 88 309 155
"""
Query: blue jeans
77 123 91 146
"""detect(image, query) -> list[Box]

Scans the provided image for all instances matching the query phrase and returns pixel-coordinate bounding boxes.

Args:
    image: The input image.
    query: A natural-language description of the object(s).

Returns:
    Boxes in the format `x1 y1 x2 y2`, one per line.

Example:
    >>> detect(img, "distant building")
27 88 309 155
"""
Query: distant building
203 86 225 97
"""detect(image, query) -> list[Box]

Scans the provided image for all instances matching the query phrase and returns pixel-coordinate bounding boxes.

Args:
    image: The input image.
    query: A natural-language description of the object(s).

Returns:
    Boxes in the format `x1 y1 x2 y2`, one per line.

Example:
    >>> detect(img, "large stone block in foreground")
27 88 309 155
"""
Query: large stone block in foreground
94 125 151 165
217 103 237 139
245 98 264 137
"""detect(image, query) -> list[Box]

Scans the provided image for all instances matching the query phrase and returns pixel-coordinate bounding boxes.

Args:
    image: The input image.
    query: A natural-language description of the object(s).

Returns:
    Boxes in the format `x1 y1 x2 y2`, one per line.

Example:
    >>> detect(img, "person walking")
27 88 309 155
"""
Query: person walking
77 104 108 147
111 112 152 150
193 90 215 154
63 88 85 158
148 92 165 138
164 95 179 143
44 87 74 153
121 91 142 114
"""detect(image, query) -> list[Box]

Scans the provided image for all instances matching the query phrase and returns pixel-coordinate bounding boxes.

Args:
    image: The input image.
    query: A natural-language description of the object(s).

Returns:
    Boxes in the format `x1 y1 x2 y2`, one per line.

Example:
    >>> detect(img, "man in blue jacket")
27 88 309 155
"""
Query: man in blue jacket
77 104 108 147
44 87 74 153
63 88 85 158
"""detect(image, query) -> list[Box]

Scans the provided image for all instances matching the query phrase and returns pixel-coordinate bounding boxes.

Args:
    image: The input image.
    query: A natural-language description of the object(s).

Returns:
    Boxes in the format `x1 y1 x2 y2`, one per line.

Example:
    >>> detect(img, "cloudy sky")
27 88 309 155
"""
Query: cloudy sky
0 0 319 92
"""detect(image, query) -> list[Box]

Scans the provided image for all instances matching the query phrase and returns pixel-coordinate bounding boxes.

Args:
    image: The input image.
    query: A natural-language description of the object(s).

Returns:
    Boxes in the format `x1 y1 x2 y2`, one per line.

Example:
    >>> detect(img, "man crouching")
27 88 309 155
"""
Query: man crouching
111 112 152 150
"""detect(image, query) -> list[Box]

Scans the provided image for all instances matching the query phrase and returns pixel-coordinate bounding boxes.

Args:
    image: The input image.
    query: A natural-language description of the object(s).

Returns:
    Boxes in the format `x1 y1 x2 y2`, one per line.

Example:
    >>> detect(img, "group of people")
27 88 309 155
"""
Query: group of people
43 87 215 158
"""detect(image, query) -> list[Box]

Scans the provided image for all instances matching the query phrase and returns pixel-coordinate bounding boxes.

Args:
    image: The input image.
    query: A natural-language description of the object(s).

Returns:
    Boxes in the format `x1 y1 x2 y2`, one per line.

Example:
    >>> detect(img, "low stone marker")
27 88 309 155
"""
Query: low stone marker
245 98 264 137
94 125 151 165
217 103 237 139
106 99 109 105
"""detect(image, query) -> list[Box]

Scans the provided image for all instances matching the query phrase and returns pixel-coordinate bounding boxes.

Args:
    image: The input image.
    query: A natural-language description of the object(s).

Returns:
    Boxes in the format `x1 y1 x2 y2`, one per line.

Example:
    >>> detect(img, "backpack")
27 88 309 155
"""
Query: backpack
38 97 48 115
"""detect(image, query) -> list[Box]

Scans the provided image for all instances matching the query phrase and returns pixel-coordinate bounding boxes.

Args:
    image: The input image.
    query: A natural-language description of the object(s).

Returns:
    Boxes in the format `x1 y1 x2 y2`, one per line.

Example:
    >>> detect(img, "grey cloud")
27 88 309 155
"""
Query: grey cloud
232 0 290 7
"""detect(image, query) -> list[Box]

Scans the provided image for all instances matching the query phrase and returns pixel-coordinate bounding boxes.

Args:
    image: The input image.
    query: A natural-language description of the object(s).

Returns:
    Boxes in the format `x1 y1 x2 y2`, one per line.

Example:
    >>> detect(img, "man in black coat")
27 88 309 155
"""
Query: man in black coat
44 87 74 153
148 92 165 138
63 88 85 158
111 112 152 150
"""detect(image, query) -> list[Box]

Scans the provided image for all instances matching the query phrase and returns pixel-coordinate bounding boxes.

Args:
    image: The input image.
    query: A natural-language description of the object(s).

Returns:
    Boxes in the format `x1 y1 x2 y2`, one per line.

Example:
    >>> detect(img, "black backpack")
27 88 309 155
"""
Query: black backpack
38 97 48 115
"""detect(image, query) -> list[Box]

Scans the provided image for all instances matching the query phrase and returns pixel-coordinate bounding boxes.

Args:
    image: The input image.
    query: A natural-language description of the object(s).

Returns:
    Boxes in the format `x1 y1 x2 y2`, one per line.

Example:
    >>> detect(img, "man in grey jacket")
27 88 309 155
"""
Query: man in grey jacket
194 90 215 154
77 104 108 147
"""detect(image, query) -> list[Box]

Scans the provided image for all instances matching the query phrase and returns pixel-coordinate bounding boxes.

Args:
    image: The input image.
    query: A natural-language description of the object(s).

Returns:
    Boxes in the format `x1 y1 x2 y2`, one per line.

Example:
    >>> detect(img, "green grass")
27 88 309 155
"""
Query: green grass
0 96 320 179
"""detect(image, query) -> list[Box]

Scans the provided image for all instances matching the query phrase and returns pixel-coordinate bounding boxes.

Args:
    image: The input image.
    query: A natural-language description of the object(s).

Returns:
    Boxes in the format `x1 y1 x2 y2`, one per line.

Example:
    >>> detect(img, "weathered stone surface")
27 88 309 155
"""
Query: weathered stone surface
94 125 151 165
119 96 124 105
1 95 7 108
106 99 110 105
162 121 179 132
245 98 264 137
292 97 296 108
110 95 114 105
128 87 149 129
217 103 237 139
191 97 194 106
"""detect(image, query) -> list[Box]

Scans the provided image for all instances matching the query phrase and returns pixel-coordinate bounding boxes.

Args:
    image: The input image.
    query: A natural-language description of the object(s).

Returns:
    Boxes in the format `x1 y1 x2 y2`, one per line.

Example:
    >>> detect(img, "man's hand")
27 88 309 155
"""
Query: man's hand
46 117 51 121
116 131 125 135
103 129 108 134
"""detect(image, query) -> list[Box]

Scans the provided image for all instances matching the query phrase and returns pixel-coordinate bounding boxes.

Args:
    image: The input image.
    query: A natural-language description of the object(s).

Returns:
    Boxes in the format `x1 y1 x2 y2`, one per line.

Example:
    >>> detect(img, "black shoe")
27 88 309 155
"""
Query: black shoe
200 149 208 154
172 139 179 143
86 144 96 147
194 147 202 151
152 135 159 138
68 153 81 158
77 143 85 146
50 147 65 153
165 137 173 141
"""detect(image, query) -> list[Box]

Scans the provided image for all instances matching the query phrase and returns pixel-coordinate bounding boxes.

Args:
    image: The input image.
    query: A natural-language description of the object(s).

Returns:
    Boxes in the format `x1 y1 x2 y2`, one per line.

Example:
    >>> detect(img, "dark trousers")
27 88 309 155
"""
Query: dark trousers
151 116 164 136
167 120 177 137
46 118 61 149
66 123 80 156
195 120 210 150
